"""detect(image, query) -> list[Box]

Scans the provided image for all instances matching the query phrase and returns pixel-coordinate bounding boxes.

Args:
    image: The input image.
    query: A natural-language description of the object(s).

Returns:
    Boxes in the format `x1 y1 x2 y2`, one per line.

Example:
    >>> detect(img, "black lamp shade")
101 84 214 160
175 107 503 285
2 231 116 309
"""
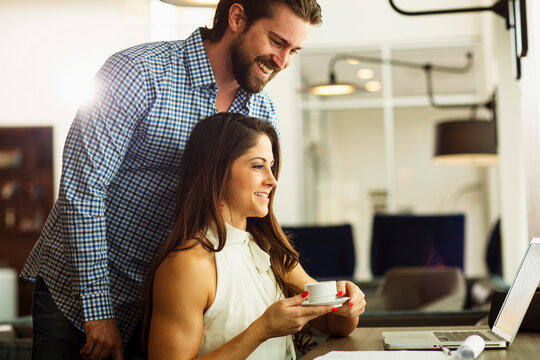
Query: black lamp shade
434 119 497 166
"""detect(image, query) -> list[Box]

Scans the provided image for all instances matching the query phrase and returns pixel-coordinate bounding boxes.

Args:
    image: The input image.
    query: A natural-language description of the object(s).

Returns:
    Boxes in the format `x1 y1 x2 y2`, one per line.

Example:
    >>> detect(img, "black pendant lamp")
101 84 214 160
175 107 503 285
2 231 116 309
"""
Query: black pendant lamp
425 68 499 167
434 119 498 166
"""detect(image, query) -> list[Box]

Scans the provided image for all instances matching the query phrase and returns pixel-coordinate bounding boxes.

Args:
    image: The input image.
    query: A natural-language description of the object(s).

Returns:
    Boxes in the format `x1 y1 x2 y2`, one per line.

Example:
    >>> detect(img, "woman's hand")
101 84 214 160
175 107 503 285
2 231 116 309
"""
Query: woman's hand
285 263 363 336
305 280 363 337
332 281 366 319
254 291 336 341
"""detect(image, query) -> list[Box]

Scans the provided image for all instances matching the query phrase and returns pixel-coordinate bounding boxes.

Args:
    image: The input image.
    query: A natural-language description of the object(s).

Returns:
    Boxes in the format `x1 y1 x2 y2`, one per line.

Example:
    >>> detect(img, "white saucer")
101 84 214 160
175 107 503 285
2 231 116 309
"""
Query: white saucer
302 296 349 306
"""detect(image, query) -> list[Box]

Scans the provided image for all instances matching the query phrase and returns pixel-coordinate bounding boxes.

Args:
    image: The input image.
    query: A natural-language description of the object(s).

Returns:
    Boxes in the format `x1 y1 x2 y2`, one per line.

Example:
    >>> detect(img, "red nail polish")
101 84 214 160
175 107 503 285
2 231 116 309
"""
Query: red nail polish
349 302 354 308
337 291 344 297
331 307 339 312
301 291 309 298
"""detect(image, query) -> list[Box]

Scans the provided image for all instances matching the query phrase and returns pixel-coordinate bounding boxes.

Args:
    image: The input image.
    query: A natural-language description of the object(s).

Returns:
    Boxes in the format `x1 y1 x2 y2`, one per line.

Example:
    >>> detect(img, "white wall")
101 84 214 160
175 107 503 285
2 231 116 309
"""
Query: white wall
485 10 528 282
0 0 153 194
305 0 484 49
518 1 540 280
265 62 304 224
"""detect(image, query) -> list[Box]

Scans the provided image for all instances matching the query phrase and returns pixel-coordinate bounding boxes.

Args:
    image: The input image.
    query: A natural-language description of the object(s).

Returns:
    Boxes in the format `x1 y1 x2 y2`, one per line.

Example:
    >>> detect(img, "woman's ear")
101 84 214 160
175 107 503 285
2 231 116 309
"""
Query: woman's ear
228 3 247 34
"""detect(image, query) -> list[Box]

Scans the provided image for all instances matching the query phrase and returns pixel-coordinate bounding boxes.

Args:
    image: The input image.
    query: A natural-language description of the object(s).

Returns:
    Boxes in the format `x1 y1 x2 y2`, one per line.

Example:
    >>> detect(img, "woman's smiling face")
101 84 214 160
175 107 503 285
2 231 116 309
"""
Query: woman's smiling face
224 134 277 229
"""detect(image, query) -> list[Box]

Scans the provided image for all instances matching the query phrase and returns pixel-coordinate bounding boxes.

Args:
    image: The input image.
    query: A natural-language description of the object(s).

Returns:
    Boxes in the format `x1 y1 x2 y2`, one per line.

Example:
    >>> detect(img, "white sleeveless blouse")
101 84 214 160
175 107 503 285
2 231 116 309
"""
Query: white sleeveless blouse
198 224 295 359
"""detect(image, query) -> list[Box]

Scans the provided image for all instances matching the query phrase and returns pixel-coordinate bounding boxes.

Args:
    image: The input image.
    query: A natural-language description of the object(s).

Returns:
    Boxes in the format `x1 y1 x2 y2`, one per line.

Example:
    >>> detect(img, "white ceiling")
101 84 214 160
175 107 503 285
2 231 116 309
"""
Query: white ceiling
299 44 481 100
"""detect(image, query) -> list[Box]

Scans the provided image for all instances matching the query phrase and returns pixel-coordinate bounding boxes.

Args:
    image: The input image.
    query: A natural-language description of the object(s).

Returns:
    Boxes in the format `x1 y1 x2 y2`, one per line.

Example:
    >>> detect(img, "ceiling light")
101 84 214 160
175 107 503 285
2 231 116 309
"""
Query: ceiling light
308 83 358 96
159 0 218 7
365 81 381 92
304 53 472 97
356 68 374 80
346 58 361 65
305 71 360 96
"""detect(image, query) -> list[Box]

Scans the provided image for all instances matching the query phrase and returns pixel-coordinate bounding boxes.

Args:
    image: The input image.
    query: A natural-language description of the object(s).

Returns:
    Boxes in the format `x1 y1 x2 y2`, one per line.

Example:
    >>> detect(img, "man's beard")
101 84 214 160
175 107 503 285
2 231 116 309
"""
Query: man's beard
230 36 280 93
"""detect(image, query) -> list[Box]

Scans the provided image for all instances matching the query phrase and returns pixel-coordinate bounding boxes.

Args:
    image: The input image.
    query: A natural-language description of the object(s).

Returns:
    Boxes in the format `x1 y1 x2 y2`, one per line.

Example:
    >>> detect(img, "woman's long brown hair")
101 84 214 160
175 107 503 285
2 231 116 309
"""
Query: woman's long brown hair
142 113 311 354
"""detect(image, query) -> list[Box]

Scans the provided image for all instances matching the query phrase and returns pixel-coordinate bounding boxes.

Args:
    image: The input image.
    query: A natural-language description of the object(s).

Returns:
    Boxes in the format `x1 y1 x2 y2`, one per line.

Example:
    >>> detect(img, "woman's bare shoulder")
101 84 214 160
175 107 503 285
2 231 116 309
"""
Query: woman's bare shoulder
157 239 214 278
153 239 216 312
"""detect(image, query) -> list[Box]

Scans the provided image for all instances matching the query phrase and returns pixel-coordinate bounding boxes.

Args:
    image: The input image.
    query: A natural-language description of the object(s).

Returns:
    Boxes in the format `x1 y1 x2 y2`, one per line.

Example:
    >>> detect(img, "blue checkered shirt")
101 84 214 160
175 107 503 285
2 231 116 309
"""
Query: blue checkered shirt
21 28 279 343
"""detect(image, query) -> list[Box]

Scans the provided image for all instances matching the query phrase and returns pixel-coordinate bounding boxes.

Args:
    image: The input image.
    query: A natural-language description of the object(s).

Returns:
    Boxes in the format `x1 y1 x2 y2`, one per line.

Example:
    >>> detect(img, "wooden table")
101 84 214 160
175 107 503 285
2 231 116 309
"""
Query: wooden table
302 326 540 360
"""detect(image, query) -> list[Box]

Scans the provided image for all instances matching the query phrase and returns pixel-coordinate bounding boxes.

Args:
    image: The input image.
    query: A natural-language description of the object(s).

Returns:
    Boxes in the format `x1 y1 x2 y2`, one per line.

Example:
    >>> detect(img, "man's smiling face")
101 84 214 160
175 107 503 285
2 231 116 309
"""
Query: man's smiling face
230 3 311 93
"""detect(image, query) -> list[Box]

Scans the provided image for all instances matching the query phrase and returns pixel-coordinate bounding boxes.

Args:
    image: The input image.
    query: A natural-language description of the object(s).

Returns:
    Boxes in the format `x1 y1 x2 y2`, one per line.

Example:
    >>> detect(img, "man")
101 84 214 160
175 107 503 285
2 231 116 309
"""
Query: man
21 0 321 359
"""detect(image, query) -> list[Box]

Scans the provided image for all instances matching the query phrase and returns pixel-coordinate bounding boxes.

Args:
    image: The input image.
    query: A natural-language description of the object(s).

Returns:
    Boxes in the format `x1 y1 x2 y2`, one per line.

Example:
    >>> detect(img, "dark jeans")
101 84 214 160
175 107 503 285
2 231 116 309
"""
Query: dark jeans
31 277 142 360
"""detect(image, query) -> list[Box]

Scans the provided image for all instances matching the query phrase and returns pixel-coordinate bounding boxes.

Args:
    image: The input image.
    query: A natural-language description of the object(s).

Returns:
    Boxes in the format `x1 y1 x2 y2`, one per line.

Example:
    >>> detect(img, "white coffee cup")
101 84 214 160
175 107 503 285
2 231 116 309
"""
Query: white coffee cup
304 281 337 303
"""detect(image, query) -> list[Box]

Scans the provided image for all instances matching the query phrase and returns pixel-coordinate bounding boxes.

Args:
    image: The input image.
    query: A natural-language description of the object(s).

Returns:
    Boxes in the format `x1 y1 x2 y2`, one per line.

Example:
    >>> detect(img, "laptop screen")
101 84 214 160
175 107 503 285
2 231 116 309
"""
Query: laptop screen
492 239 540 344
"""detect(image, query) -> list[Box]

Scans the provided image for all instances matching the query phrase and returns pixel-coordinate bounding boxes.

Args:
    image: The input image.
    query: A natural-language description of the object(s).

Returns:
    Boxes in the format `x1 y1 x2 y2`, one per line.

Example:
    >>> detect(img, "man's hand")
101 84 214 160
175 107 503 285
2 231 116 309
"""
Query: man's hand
81 319 124 360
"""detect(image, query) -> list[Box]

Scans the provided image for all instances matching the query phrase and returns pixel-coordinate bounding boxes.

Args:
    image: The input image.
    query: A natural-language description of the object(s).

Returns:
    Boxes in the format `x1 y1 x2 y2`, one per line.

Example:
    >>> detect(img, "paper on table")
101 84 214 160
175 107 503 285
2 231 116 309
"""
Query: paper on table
314 350 456 359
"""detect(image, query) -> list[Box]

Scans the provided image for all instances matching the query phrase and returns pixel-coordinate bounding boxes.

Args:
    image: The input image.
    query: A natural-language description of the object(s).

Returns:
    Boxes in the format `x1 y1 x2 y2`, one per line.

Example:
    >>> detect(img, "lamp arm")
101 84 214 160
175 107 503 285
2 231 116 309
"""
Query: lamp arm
388 0 509 23
423 65 495 115
424 65 472 109
328 52 473 83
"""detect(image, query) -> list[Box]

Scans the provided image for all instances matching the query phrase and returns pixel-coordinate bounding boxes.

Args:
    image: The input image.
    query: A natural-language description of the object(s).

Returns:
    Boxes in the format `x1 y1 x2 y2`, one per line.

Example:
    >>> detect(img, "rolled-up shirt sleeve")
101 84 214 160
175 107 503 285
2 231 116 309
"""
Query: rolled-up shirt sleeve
58 52 154 322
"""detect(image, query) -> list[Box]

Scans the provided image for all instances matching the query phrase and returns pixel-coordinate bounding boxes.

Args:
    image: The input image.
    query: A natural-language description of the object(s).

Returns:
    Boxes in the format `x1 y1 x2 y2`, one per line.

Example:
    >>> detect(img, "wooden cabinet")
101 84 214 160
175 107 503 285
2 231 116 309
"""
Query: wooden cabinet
0 127 53 316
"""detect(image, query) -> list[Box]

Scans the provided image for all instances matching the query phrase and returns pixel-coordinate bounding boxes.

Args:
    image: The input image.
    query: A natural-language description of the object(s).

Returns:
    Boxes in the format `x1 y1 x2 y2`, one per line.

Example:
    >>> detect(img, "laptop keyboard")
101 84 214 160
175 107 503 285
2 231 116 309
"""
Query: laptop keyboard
434 331 492 342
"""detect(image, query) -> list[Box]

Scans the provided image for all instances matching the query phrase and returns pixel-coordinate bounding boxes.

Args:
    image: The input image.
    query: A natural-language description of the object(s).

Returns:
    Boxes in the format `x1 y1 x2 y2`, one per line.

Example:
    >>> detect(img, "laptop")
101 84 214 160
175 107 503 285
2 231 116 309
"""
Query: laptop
382 237 540 350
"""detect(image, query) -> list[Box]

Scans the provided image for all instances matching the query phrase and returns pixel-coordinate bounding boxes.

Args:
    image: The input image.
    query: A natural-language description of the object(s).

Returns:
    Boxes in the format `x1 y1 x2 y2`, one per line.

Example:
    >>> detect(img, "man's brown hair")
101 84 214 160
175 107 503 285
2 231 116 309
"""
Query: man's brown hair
201 0 322 42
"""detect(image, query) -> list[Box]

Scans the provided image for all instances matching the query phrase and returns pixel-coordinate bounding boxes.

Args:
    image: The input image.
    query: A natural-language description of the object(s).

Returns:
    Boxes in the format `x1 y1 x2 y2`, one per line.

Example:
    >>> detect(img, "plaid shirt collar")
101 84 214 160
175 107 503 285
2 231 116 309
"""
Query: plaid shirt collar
184 28 254 111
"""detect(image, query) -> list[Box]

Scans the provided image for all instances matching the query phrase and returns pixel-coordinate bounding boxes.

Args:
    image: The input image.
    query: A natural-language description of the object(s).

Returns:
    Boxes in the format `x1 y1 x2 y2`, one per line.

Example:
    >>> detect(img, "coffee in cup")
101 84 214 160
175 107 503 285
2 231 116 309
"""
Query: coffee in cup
304 281 337 303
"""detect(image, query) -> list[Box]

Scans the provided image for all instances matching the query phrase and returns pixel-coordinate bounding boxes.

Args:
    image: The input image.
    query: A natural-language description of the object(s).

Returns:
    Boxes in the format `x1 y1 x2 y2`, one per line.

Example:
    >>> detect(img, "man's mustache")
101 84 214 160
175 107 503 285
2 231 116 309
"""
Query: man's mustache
254 56 280 73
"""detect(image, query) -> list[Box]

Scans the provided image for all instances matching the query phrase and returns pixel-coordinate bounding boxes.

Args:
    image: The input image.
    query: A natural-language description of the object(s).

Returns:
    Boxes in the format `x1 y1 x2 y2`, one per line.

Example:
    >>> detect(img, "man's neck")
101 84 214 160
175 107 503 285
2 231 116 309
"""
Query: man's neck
204 37 241 112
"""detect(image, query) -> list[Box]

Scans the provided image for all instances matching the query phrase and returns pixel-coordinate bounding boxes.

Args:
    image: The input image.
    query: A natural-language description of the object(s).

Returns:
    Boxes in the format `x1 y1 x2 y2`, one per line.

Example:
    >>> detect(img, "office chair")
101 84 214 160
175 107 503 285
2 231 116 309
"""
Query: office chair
467 219 503 310
365 266 467 312
282 224 355 280
485 219 502 277
370 214 465 277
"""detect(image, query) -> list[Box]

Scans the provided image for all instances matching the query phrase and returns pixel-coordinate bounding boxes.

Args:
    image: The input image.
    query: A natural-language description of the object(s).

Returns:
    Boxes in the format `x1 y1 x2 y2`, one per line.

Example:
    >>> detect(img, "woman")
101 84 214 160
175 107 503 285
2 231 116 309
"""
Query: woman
143 113 365 359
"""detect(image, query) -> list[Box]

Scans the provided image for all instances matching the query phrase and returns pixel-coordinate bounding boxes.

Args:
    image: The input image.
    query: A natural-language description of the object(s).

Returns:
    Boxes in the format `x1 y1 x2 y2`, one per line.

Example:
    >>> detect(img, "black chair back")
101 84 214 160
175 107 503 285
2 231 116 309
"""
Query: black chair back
486 218 502 276
282 224 355 280
370 214 465 277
